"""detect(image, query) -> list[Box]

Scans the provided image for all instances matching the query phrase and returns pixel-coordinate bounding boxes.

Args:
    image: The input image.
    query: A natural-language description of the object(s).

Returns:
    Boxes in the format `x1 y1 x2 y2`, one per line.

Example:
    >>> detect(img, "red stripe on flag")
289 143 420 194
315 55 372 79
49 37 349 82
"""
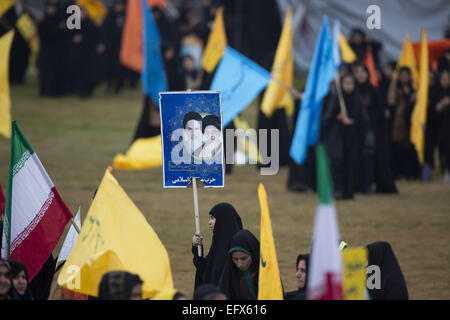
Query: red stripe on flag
10 187 72 281
312 273 343 300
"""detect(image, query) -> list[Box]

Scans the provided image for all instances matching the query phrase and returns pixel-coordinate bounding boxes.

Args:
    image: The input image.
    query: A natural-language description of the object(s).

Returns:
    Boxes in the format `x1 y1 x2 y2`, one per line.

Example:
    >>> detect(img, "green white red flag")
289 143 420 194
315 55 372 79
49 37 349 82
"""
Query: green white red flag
307 143 343 300
1 121 72 280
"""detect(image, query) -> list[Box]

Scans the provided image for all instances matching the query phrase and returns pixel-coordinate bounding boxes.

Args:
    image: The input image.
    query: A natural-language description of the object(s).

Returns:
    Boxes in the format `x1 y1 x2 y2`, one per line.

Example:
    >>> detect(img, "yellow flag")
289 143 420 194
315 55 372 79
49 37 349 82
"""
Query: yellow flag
16 13 40 69
410 28 428 165
0 0 13 17
113 135 162 170
338 32 357 64
342 247 368 300
0 30 14 139
77 0 107 26
257 184 283 300
394 32 419 88
201 7 227 73
57 168 173 298
261 8 294 117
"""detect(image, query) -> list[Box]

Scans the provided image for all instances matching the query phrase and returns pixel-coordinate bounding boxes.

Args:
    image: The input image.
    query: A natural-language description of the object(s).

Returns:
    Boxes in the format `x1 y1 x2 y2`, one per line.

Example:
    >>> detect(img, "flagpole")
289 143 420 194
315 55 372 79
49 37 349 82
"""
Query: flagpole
70 218 80 234
334 74 348 116
272 78 304 100
192 177 202 257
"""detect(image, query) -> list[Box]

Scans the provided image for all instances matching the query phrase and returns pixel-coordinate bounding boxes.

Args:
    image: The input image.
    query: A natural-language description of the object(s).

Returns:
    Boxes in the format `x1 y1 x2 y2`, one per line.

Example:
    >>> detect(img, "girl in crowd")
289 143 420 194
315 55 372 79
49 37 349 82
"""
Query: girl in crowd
354 63 397 194
387 67 420 180
321 74 369 199
218 229 260 300
0 259 16 300
9 260 33 300
192 203 243 289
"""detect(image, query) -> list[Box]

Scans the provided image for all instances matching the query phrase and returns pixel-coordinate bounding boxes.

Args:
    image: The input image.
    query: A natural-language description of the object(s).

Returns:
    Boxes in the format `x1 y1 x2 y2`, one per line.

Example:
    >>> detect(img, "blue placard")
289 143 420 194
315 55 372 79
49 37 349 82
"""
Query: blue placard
159 91 224 188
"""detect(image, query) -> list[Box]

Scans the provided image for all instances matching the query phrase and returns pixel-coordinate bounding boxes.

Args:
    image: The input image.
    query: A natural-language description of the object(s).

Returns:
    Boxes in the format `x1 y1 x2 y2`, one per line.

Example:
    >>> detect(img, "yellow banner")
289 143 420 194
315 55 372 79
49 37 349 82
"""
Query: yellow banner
113 135 162 170
0 30 14 139
57 168 173 298
77 0 107 26
410 28 429 164
395 32 419 88
257 184 283 300
16 13 40 68
261 7 294 117
339 32 357 64
342 247 368 300
201 7 227 73
0 0 13 17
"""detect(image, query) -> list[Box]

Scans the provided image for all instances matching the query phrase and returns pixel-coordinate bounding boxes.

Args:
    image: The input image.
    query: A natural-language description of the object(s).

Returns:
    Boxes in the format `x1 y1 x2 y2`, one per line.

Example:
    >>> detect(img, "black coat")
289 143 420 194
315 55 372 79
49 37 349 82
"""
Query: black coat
366 241 408 300
193 203 243 289
356 81 397 193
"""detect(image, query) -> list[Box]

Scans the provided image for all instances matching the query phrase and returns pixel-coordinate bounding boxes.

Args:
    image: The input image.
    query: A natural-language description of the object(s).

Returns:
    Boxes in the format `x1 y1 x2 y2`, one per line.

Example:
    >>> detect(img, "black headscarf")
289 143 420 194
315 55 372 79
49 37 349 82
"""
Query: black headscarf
218 229 260 300
284 253 309 300
98 271 143 300
8 260 33 300
195 203 243 288
366 241 408 300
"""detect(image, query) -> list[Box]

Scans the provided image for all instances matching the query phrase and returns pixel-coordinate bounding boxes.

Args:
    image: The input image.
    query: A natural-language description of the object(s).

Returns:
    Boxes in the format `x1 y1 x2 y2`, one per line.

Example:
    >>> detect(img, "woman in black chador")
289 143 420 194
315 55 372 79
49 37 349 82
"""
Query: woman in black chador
218 229 260 300
37 0 67 96
366 241 408 300
354 63 397 194
387 67 420 180
192 203 243 289
321 74 369 200
430 70 450 183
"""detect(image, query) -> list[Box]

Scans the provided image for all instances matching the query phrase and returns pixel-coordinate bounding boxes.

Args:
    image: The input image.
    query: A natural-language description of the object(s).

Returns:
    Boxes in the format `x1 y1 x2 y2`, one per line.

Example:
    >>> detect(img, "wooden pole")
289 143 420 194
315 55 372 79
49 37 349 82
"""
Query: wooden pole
192 178 202 257
272 77 304 100
70 217 80 234
334 73 348 116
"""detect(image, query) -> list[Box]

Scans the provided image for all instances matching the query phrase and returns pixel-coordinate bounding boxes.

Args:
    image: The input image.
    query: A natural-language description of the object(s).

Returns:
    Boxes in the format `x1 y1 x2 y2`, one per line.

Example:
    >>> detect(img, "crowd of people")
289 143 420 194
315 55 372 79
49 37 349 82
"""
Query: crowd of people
0 202 409 300
1 0 448 300
287 29 450 199
4 1 449 194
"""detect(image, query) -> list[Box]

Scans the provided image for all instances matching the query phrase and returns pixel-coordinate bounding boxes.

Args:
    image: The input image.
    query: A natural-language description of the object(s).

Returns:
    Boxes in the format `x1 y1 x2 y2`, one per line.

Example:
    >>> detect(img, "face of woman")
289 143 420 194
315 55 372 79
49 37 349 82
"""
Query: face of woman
0 265 11 296
399 69 411 84
342 76 355 94
231 251 252 272
439 71 450 89
12 270 27 296
129 283 142 300
354 66 368 84
208 215 216 232
296 259 307 289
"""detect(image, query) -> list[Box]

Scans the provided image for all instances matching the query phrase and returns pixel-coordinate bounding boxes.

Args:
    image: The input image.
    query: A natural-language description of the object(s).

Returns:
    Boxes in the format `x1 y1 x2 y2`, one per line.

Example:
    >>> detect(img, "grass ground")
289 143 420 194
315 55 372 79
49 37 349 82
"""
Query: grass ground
1 77 449 299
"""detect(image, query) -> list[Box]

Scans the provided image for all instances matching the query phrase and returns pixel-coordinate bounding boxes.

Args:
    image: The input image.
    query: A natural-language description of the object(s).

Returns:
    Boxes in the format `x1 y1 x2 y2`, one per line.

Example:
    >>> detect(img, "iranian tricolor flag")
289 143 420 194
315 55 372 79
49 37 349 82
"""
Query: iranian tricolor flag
306 143 343 300
1 121 72 281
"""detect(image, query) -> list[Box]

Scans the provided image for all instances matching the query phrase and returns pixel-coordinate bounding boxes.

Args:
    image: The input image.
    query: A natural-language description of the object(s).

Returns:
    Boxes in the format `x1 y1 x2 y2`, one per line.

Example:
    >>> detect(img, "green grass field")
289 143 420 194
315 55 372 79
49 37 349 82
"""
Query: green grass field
1 77 449 299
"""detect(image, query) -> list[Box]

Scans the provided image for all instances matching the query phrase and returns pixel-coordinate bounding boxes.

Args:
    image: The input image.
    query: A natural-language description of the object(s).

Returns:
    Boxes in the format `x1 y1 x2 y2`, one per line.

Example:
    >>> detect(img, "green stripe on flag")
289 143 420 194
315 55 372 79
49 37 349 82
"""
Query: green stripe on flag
315 143 333 204
2 121 35 258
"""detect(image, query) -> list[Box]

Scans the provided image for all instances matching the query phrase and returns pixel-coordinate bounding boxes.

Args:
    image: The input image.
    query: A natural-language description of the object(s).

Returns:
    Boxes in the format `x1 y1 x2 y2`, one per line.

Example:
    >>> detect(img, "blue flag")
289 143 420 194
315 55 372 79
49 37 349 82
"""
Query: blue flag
289 16 337 164
332 20 342 68
210 46 272 127
141 0 167 104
